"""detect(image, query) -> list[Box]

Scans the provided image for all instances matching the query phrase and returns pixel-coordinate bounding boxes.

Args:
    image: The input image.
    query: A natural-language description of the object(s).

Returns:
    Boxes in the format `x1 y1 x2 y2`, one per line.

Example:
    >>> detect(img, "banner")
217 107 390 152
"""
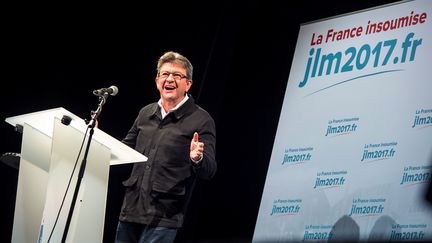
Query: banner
253 0 432 242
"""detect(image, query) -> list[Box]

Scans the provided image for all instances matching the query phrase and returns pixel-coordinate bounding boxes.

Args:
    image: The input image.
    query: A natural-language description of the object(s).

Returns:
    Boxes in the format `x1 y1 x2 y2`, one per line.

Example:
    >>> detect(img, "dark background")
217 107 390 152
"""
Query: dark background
1 1 406 242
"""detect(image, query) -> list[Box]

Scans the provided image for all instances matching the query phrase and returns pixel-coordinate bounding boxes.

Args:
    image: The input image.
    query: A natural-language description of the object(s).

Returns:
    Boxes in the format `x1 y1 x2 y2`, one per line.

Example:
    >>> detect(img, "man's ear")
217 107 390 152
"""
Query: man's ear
186 79 193 92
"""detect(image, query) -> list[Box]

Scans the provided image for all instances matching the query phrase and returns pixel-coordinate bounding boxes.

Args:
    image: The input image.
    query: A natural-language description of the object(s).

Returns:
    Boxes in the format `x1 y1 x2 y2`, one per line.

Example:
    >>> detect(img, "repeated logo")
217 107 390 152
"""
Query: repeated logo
303 225 334 241
325 117 359 137
400 165 431 186
282 147 313 165
270 199 302 216
313 171 347 189
412 108 432 129
361 142 397 163
390 223 426 241
349 198 385 217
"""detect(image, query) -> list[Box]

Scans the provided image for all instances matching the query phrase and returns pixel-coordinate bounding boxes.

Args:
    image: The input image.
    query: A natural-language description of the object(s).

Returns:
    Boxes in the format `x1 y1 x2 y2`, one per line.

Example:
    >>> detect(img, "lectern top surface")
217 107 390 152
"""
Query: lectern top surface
5 107 147 165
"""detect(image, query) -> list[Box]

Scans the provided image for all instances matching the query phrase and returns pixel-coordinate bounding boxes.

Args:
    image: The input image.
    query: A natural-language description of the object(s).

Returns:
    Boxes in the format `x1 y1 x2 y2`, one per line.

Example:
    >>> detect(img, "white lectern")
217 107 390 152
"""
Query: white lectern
5 107 147 243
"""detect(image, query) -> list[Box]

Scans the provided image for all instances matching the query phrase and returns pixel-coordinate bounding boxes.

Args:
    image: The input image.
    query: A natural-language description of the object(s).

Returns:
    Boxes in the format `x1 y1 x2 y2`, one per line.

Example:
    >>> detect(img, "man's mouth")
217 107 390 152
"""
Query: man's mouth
164 85 176 90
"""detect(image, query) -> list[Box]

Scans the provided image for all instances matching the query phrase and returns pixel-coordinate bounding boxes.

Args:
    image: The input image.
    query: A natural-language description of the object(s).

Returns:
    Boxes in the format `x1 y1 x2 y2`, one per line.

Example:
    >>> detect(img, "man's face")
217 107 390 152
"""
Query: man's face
156 62 192 104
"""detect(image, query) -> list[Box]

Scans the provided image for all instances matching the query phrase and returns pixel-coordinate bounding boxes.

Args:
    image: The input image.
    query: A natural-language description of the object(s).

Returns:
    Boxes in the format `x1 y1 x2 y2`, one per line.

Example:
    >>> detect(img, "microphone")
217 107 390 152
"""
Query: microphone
93 85 118 96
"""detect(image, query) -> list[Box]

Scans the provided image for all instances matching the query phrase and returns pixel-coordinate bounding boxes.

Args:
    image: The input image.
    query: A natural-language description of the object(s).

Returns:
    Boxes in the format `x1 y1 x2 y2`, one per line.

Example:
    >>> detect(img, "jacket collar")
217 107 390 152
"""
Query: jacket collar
149 94 197 121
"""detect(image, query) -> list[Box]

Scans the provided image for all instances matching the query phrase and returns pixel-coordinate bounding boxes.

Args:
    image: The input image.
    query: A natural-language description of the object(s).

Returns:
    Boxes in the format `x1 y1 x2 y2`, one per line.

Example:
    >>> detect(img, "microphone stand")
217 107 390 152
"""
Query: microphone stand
61 92 109 243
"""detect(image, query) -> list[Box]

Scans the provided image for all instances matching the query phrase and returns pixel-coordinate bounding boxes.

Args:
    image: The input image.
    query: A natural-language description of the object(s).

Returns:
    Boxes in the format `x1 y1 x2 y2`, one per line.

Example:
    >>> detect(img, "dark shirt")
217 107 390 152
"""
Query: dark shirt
119 95 217 228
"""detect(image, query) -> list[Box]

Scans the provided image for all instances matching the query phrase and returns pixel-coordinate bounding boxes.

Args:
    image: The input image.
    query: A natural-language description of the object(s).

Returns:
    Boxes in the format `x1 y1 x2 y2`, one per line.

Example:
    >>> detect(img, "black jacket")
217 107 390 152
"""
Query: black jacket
119 95 217 228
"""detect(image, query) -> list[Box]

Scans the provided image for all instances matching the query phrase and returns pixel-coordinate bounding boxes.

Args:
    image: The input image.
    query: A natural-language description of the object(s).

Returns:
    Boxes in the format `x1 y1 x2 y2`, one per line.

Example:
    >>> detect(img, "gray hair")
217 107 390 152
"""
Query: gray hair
156 51 193 79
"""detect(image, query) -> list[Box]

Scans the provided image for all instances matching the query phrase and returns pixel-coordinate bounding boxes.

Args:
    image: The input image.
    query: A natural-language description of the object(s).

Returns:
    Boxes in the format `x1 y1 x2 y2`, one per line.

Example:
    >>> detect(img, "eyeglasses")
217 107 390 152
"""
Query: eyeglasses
158 71 188 80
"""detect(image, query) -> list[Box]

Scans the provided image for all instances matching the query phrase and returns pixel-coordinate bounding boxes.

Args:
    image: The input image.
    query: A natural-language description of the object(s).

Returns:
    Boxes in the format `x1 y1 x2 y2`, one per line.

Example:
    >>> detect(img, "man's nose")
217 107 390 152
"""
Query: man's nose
166 73 176 80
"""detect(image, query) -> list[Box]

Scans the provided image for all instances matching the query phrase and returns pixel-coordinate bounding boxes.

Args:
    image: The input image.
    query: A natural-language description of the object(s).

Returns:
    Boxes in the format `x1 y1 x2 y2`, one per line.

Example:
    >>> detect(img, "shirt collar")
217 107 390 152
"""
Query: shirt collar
158 95 189 119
